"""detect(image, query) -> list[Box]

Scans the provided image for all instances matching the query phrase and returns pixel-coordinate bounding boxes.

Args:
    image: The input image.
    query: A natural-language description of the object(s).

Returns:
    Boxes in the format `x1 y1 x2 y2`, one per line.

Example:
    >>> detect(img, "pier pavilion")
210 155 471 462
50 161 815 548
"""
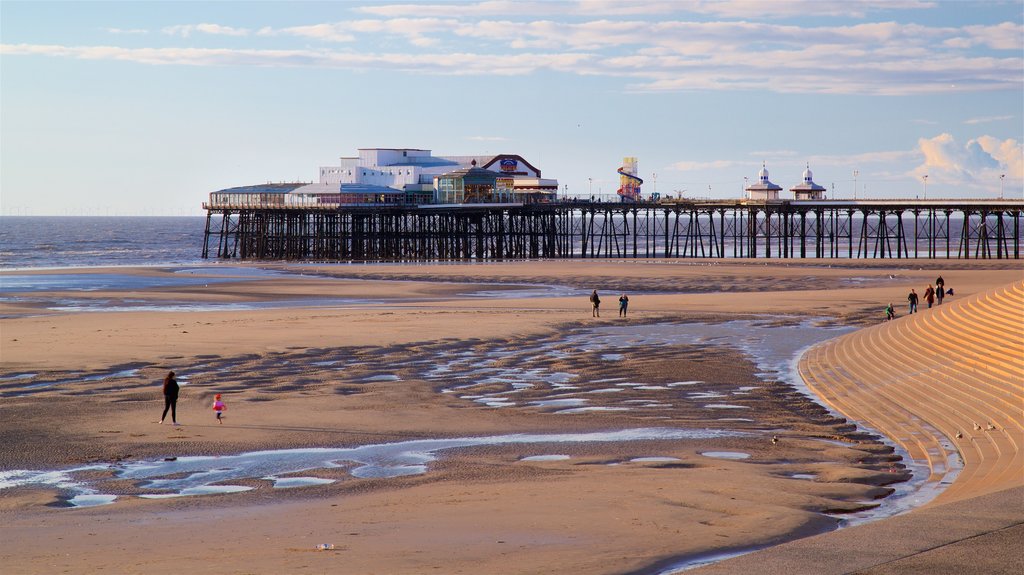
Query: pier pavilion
745 164 783 200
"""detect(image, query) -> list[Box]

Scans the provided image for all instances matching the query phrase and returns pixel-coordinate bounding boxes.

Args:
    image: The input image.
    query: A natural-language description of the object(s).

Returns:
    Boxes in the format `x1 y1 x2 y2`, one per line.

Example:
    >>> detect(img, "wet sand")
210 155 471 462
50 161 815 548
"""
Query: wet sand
0 259 1020 574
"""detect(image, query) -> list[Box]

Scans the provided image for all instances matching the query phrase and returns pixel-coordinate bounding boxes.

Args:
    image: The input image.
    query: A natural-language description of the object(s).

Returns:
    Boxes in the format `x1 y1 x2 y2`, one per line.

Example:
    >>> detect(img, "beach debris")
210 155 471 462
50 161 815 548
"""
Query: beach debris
973 422 982 430
955 431 963 439
316 544 335 551
771 435 779 445
986 423 997 431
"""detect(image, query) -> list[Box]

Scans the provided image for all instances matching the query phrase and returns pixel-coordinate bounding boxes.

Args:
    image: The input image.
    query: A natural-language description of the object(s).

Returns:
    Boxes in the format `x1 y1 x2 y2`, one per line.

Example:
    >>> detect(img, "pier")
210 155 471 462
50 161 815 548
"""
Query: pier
202 197 1024 261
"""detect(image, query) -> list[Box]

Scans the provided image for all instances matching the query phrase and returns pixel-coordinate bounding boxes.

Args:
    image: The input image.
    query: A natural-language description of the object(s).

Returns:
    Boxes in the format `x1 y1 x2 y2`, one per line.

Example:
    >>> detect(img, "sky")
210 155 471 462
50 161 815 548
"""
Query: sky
1 0 1022 215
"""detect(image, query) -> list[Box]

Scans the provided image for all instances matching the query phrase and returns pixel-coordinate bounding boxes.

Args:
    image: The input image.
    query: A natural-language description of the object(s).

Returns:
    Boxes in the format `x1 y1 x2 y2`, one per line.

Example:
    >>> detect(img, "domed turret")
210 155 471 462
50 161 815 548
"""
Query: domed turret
746 162 782 200
790 163 826 200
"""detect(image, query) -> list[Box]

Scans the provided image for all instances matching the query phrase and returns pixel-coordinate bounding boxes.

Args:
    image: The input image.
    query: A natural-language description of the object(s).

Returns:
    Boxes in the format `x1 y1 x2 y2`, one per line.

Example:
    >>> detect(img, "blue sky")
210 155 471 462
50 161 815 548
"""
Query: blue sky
1 0 1021 215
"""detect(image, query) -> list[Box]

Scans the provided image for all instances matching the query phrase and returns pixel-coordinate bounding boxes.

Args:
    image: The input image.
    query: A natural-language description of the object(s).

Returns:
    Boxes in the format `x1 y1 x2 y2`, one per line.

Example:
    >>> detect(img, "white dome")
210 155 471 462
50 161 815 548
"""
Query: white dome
759 164 769 183
803 166 813 183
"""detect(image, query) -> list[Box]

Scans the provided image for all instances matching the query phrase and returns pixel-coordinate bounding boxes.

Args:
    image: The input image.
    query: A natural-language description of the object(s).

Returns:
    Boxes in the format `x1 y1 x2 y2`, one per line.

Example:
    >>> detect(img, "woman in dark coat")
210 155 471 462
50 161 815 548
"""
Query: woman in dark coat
159 371 180 425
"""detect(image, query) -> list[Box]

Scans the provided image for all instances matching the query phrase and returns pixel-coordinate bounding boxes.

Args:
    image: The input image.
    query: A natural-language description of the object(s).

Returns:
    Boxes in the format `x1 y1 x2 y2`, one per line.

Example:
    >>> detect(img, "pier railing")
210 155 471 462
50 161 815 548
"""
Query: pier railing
202 198 1024 261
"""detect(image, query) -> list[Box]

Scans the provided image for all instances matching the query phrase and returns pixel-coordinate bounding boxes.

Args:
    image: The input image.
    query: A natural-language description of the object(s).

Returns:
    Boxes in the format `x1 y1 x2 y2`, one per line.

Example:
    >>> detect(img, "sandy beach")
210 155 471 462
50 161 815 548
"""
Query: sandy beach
1 259 1021 574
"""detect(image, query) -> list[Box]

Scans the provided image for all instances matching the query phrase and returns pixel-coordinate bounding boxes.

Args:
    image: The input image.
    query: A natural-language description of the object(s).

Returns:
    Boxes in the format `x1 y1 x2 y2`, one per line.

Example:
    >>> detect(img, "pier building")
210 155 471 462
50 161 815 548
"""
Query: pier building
790 165 827 200
210 148 560 207
745 164 783 200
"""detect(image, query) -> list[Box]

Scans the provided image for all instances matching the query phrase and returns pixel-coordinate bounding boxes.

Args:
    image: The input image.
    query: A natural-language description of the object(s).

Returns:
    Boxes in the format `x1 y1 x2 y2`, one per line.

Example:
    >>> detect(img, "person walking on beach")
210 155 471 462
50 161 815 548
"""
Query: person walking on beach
924 285 935 309
936 275 945 291
936 282 945 305
212 394 227 424
885 303 895 321
158 371 180 425
618 293 629 317
590 290 601 317
907 289 919 314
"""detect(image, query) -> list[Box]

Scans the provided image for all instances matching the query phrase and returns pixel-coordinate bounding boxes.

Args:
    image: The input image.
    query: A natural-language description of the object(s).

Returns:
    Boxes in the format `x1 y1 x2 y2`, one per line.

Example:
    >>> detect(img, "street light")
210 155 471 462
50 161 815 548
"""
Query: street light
853 170 859 199
1000 174 1005 199
923 174 928 200
588 177 593 200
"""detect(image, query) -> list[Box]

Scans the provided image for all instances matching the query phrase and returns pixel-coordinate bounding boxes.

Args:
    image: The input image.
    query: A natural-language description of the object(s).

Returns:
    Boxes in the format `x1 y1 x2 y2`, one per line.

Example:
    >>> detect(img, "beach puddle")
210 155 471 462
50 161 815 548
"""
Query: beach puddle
1 428 746 506
66 494 118 508
554 406 631 414
3 367 144 396
362 375 401 382
267 477 336 488
529 398 588 409
419 318 853 426
520 455 571 462
700 451 751 460
139 485 254 498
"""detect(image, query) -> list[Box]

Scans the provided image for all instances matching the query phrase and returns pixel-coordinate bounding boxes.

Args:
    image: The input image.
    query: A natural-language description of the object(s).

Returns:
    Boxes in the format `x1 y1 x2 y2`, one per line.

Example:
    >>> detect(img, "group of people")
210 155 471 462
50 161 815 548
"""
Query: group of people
157 370 226 425
589 290 629 318
887 275 951 321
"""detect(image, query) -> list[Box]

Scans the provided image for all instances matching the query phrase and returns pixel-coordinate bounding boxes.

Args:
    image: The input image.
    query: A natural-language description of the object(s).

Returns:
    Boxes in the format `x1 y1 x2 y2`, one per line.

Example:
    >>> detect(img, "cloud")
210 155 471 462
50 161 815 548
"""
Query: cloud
264 23 355 42
911 133 1021 193
467 135 508 141
106 28 148 35
250 18 455 45
686 0 937 19
357 0 934 19
6 11 1023 96
162 23 251 38
963 115 1015 125
961 22 1024 50
0 43 593 75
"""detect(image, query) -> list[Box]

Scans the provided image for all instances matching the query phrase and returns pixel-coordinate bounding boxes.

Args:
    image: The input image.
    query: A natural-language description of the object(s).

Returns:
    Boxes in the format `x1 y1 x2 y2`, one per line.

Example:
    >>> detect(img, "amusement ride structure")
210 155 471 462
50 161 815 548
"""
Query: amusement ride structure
617 157 643 202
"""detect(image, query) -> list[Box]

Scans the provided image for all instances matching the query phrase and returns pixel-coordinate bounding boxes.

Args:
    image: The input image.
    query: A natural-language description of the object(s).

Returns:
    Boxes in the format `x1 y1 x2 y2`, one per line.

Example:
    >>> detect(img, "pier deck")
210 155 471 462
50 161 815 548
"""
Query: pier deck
202 198 1024 261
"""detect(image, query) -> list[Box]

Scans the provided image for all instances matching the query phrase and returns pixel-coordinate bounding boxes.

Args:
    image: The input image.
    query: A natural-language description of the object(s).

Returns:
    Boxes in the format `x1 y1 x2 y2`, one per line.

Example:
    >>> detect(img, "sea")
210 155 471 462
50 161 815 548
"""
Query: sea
0 216 208 270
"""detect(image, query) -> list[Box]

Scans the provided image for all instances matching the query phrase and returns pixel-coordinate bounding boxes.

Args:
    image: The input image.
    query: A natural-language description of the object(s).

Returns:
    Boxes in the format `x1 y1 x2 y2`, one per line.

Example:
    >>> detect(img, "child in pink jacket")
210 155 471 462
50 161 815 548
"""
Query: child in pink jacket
212 394 227 424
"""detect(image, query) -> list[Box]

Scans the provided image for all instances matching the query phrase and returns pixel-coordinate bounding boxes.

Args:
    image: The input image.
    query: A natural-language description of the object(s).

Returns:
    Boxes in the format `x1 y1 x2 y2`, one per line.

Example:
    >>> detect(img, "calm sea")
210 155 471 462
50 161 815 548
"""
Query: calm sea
0 217 208 269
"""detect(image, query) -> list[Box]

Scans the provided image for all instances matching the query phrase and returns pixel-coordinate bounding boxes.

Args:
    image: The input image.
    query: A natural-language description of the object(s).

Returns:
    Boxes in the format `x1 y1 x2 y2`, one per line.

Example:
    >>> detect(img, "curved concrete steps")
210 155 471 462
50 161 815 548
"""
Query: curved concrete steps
799 280 1024 506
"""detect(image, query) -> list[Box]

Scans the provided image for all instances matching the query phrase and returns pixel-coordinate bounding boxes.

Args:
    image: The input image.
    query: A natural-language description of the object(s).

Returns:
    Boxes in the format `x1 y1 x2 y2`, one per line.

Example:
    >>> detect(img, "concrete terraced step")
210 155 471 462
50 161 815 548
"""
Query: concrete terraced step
797 280 1024 507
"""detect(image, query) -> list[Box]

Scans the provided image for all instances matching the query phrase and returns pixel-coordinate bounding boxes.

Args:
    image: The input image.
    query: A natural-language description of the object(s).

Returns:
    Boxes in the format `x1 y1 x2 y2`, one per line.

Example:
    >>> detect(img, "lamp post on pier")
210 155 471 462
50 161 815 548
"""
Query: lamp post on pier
853 169 858 199
1000 174 1005 199
922 174 928 200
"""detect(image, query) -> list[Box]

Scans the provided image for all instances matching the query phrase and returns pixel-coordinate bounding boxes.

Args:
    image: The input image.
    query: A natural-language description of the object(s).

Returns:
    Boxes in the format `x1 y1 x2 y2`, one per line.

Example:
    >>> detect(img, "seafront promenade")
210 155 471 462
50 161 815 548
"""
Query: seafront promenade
693 280 1024 574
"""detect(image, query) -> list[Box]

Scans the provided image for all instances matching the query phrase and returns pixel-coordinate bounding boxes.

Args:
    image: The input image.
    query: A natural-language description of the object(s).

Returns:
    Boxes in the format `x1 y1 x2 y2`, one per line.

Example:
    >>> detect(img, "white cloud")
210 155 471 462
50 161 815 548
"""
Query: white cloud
0 43 593 75
962 22 1024 51
684 0 936 19
356 1 564 18
358 0 934 19
6 11 1023 96
106 28 148 35
267 23 355 42
911 133 1021 193
963 115 1015 125
254 18 454 45
162 23 251 38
